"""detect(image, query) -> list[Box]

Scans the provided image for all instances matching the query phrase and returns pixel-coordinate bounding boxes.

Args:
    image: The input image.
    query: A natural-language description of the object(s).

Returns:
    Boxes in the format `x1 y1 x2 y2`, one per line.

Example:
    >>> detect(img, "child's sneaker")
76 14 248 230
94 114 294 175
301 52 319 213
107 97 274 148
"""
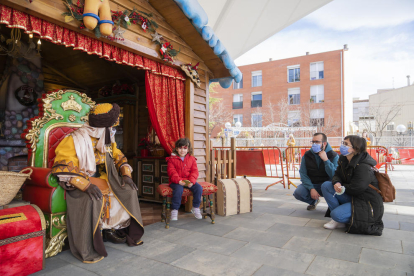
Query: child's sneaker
191 207 202 219
171 210 178 221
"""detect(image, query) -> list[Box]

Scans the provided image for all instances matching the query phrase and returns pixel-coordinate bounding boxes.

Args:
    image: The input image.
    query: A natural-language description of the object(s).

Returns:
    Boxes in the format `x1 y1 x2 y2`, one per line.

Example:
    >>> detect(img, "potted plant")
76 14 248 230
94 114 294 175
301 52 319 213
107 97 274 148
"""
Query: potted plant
138 137 153 157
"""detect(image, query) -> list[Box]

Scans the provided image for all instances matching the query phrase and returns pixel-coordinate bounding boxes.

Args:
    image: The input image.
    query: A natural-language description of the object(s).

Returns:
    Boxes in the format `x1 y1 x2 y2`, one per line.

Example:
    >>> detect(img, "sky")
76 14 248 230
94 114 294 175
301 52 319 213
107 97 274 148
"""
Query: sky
234 0 414 100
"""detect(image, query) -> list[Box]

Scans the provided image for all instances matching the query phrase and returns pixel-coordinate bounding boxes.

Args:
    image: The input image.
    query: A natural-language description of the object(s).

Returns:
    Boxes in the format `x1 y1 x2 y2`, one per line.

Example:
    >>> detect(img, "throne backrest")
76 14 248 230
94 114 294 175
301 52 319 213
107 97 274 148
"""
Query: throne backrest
22 90 95 168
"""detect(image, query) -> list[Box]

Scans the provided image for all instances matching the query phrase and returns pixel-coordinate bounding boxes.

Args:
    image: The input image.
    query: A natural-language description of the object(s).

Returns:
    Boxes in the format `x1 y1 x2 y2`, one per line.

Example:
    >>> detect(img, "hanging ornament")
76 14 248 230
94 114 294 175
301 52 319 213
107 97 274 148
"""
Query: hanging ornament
113 27 125 40
151 31 163 44
141 21 147 32
36 39 41 56
124 15 131 26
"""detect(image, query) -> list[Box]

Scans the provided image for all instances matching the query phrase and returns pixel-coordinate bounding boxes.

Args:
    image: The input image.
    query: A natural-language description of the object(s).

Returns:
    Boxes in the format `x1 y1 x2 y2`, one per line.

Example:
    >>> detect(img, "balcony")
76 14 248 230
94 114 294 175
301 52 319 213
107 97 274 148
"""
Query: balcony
232 101 243 109
251 100 262 108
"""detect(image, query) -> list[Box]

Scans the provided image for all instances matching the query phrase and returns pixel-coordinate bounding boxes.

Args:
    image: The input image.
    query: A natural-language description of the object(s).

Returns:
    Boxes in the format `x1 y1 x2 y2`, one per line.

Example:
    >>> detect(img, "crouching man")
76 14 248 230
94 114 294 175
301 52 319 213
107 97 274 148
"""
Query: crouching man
293 133 338 210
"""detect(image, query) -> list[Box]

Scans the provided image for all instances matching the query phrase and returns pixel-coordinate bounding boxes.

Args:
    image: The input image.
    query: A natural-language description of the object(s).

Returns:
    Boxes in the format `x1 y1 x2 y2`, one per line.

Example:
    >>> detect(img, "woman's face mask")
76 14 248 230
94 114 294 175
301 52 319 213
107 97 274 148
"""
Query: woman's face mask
340 140 353 156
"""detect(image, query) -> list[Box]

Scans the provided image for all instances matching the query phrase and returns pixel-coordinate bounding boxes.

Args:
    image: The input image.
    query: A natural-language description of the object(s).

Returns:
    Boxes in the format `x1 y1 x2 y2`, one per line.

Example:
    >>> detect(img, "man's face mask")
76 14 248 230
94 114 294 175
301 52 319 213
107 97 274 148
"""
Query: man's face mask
311 143 322 153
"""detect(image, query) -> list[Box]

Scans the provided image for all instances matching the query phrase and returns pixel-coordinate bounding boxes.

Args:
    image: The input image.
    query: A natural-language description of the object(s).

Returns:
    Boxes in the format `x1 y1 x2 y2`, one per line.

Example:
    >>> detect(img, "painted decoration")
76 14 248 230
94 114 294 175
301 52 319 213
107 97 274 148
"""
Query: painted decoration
142 186 154 195
180 63 201 88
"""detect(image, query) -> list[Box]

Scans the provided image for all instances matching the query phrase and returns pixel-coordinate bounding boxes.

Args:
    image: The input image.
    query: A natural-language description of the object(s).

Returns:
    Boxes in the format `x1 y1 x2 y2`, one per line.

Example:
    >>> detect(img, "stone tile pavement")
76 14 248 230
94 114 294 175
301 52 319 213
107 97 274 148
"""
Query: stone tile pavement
34 166 414 276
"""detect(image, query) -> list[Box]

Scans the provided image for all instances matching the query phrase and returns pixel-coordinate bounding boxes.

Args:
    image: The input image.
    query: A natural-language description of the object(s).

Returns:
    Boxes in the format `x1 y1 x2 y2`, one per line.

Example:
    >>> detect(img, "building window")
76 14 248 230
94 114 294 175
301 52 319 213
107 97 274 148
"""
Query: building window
310 85 324 103
233 76 243 89
310 109 325 127
251 71 262 87
288 65 300 83
288 88 300 105
251 114 263 127
310 62 324 80
251 92 262 108
233 114 243 126
288 110 300 127
232 94 243 109
386 123 394 131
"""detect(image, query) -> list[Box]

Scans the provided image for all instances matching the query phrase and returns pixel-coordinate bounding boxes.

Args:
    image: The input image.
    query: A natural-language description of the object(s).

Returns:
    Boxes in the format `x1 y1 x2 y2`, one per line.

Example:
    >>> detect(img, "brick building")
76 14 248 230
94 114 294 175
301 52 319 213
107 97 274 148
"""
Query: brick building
211 46 353 138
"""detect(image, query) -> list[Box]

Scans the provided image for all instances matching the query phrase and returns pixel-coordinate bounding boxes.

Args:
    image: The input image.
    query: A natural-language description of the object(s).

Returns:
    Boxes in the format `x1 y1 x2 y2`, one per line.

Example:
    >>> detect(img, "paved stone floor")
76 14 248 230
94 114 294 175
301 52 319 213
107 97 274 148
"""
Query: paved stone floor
35 166 414 276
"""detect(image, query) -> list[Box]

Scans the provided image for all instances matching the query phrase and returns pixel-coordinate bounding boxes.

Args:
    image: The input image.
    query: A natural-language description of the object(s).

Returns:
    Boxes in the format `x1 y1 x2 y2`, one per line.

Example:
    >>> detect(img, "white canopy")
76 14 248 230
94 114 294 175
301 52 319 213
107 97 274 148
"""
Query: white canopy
198 0 333 59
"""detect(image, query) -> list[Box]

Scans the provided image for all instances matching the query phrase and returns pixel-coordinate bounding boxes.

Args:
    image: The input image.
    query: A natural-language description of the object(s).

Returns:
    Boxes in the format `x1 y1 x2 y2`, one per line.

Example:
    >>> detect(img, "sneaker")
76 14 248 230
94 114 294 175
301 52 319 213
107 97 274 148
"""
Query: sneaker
307 199 320 211
191 207 202 219
171 210 178 221
323 219 346 229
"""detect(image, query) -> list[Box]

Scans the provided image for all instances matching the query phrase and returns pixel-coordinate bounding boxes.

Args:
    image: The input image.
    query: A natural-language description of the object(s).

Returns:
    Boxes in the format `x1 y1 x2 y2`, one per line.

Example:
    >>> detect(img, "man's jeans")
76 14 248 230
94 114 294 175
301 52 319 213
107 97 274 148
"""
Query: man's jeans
321 181 352 223
293 183 324 205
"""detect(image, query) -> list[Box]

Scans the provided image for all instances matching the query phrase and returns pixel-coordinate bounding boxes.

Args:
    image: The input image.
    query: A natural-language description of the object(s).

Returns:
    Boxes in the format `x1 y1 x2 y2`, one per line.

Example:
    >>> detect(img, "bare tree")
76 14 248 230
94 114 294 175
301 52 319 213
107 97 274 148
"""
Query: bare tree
360 99 402 143
208 82 232 136
322 114 342 136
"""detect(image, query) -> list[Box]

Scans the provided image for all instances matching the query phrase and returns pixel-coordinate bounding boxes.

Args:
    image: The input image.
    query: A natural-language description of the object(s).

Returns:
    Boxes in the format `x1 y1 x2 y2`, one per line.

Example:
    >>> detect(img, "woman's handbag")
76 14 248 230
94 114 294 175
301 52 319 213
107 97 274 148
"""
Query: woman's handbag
369 167 396 202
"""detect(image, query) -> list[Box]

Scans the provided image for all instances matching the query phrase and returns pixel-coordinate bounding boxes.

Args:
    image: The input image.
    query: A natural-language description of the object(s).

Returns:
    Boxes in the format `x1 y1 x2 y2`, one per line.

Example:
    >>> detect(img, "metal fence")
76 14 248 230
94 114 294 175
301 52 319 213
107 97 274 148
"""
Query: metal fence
371 136 414 148
211 136 414 148
211 137 343 147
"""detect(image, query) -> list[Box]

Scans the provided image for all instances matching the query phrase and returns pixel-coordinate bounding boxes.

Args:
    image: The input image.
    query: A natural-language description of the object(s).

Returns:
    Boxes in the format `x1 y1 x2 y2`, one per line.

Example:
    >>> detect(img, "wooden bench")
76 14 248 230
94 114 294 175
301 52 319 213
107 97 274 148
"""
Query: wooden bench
156 182 218 229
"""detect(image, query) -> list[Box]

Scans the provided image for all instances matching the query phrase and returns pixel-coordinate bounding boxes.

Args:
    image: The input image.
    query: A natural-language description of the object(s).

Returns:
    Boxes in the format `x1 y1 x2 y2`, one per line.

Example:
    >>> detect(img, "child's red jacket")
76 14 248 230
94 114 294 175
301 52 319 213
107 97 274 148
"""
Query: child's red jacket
166 154 199 185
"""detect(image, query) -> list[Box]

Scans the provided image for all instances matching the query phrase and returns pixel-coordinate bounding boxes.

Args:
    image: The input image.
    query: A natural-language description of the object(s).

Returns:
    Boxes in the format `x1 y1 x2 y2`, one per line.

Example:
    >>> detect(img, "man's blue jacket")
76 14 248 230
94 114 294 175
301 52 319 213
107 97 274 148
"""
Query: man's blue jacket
299 143 339 190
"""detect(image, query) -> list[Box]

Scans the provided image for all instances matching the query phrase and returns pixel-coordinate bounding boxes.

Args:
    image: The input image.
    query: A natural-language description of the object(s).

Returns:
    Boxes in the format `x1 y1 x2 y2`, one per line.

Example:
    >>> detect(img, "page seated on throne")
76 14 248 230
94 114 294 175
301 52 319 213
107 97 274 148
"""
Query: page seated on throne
51 103 144 263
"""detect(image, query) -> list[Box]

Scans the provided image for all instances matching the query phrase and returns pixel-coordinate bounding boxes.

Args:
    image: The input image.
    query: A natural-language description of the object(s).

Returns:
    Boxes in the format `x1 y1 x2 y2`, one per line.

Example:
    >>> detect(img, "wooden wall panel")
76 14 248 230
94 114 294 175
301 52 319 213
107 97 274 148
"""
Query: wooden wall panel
194 134 206 141
194 111 206 119
194 118 206 126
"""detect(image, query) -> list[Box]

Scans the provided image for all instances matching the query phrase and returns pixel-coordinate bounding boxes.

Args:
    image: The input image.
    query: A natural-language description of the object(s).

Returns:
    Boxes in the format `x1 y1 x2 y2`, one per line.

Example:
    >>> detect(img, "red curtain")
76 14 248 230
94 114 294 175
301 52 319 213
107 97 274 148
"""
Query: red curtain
145 70 185 154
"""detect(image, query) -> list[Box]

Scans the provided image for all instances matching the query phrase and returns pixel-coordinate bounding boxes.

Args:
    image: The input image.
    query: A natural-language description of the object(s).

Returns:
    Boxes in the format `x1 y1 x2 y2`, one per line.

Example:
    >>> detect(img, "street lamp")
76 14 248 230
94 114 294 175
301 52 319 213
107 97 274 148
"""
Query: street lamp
396 124 406 134
396 124 406 147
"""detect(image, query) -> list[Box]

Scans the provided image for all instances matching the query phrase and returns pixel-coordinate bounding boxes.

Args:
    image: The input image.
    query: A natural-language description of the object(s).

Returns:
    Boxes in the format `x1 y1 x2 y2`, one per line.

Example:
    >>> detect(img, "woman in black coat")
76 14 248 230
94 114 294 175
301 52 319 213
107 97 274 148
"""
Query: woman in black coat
321 135 384 235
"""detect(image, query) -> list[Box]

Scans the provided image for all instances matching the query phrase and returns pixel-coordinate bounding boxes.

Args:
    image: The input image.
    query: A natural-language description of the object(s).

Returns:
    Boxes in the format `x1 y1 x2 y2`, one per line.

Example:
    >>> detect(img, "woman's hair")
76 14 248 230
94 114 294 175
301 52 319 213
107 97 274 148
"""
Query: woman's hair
344 135 366 153
173 138 193 155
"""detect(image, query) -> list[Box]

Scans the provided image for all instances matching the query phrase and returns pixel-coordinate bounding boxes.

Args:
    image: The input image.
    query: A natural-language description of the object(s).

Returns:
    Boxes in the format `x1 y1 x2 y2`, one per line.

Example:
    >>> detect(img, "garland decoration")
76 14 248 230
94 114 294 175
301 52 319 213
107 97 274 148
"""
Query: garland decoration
62 0 179 63
180 62 201 88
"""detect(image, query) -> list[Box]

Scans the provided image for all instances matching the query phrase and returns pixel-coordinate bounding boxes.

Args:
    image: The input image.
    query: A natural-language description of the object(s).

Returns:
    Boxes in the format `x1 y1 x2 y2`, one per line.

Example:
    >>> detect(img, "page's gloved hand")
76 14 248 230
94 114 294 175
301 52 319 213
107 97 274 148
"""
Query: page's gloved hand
86 183 102 201
122 176 138 190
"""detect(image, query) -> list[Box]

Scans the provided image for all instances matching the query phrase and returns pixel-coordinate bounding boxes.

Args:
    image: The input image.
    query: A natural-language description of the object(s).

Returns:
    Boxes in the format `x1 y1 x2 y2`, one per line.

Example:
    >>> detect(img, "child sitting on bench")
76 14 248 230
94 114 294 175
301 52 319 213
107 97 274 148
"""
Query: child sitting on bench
167 138 203 221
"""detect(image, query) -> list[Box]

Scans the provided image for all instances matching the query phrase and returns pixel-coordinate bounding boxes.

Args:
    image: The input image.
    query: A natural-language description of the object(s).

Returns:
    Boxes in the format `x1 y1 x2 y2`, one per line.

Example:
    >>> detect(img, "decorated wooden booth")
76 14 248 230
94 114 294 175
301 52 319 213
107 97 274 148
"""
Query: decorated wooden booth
0 0 241 262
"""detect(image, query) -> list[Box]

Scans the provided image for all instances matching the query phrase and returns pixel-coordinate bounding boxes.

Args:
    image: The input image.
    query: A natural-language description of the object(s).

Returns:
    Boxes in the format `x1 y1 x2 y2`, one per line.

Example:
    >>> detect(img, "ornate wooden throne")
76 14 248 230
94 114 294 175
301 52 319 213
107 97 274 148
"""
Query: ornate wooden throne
22 89 95 258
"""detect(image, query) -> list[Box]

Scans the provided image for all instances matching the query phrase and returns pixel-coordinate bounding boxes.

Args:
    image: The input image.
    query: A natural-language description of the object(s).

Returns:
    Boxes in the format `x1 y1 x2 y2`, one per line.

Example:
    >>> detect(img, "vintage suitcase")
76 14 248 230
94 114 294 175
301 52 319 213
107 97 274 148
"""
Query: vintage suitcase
216 178 253 216
0 204 46 276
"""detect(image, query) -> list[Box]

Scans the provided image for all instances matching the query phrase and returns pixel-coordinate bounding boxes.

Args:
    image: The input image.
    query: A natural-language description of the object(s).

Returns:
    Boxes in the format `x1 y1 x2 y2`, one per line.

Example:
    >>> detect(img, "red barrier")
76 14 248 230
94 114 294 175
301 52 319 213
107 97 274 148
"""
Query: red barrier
388 147 414 165
285 145 388 188
236 146 285 190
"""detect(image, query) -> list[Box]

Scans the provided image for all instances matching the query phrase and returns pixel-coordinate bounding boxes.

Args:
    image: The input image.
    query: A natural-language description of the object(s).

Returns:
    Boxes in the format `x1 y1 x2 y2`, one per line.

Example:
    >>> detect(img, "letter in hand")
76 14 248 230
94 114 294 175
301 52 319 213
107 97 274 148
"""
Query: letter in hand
334 183 342 193
86 183 102 201
122 176 138 190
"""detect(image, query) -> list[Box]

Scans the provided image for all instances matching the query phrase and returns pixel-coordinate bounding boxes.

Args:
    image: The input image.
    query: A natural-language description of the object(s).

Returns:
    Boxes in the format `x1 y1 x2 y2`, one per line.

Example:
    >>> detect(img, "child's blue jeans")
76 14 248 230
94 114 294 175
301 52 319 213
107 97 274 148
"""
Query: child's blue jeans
170 182 203 210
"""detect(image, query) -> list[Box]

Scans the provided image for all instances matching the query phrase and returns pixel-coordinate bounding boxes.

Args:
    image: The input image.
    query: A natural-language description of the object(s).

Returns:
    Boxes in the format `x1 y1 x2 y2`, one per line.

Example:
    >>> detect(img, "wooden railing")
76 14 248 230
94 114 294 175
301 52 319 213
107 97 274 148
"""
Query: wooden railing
209 137 236 184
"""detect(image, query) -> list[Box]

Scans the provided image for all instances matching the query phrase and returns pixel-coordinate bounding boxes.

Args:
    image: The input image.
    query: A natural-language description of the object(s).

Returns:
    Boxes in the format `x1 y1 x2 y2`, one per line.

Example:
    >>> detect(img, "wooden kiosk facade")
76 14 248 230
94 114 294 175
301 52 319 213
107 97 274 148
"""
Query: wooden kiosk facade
0 0 240 189
0 0 241 257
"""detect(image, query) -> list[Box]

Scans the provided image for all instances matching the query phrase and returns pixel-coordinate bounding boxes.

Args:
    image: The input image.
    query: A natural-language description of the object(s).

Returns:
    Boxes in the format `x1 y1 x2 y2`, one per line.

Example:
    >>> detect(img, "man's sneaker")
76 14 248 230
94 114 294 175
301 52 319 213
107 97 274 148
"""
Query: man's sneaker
171 210 178 221
191 207 202 219
307 199 320 211
323 219 346 229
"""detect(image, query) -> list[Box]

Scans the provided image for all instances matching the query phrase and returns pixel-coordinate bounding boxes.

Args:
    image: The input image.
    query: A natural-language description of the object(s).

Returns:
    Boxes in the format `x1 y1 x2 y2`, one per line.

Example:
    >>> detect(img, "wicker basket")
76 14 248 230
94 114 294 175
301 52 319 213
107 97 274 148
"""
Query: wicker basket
0 168 32 206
